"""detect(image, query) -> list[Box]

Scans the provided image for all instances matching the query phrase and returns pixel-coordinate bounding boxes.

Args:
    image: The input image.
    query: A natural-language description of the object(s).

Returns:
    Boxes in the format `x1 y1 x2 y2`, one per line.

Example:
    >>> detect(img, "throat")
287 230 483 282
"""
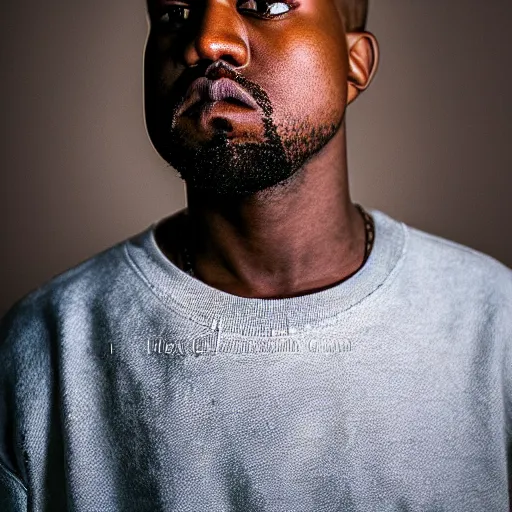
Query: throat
189 208 371 299
155 204 373 300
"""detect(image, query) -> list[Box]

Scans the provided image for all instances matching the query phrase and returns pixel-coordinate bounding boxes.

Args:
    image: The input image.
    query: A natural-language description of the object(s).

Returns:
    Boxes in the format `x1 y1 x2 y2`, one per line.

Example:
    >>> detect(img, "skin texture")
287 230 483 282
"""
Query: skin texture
145 0 379 298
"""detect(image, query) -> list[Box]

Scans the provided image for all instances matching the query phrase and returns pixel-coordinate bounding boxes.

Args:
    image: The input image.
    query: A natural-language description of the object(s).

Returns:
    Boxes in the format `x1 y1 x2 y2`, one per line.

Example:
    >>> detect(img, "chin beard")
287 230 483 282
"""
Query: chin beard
163 115 298 197
157 114 341 199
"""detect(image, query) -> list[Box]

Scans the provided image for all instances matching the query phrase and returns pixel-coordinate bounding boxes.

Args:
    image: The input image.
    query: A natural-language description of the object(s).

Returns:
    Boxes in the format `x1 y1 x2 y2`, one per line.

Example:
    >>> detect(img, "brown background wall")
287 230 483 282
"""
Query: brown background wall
1 0 511 317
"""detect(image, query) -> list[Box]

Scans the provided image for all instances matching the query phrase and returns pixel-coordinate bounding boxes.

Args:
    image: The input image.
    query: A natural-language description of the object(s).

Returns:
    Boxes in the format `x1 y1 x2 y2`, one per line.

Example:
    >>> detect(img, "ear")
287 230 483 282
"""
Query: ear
346 32 379 105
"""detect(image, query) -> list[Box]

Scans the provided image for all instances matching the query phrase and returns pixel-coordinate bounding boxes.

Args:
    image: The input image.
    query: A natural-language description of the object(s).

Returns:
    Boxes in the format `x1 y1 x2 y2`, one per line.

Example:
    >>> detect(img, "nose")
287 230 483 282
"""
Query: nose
183 0 250 69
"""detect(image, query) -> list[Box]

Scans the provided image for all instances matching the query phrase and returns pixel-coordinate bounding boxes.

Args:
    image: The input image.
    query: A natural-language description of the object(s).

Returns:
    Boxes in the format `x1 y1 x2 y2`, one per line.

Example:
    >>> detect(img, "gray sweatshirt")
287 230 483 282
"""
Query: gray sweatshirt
1 208 511 511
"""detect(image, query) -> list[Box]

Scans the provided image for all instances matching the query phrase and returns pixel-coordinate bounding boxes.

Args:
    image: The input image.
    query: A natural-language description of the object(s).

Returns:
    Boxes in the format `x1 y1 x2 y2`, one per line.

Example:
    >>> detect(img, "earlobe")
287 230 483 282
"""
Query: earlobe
346 32 379 105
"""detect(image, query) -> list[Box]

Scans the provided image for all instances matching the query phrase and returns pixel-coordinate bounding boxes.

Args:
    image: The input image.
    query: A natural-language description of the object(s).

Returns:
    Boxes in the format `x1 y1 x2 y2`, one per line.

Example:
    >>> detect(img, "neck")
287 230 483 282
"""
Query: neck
162 124 366 299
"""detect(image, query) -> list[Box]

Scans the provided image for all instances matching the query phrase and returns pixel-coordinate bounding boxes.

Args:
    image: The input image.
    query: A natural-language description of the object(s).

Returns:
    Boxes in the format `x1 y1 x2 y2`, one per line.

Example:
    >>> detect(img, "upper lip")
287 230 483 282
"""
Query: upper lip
179 76 259 116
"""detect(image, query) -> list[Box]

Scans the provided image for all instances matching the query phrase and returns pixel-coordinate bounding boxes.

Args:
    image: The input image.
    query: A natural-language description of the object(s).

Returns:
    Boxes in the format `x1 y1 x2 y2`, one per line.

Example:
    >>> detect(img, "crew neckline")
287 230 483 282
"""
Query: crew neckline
124 207 407 337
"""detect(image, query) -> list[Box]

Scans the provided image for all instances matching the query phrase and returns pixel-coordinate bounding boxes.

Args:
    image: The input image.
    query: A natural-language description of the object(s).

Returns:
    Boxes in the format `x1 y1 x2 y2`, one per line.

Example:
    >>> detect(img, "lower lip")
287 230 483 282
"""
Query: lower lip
184 99 256 117
183 100 261 134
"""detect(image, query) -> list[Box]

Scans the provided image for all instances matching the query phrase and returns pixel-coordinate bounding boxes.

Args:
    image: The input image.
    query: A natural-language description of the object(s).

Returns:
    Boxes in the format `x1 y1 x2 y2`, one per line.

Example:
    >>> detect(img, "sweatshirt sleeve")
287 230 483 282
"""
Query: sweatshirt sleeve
0 460 27 511
0 299 37 512
505 280 512 437
503 275 512 512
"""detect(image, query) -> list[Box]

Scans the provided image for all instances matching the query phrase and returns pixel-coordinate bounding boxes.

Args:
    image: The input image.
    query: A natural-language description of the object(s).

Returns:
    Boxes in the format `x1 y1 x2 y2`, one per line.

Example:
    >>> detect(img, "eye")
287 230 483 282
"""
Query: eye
155 0 296 30
157 5 191 30
238 0 296 18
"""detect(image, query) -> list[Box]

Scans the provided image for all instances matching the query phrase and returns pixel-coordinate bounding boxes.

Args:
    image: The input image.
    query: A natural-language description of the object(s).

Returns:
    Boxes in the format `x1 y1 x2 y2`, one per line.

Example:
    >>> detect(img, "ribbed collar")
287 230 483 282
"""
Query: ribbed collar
124 208 407 337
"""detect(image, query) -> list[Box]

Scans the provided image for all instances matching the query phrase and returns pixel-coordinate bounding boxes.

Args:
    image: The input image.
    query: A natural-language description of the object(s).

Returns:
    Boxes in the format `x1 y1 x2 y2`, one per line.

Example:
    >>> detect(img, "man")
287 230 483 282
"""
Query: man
0 0 511 510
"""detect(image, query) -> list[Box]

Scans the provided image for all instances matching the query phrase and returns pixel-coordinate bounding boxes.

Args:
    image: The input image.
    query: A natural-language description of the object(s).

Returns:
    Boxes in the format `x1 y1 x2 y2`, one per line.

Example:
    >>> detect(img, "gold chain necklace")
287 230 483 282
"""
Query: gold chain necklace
181 203 374 277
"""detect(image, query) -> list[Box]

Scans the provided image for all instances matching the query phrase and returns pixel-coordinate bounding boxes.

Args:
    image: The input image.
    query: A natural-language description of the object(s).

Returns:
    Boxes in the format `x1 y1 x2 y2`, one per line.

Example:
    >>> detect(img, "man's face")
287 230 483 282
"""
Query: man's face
145 0 350 197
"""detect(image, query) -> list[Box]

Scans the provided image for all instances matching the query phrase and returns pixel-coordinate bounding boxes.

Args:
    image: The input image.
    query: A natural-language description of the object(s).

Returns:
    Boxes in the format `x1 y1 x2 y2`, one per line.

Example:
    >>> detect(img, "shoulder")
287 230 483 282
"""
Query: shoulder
0 230 145 348
400 219 512 304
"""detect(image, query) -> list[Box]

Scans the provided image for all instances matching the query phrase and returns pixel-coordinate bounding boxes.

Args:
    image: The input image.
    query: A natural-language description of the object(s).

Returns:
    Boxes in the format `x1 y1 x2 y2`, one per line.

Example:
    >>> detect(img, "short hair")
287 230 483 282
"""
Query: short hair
338 0 369 32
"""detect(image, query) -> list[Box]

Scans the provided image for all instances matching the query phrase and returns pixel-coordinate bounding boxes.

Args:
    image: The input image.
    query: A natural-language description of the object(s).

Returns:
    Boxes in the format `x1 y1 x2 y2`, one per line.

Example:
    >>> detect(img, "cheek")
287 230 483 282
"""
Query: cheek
251 17 348 127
